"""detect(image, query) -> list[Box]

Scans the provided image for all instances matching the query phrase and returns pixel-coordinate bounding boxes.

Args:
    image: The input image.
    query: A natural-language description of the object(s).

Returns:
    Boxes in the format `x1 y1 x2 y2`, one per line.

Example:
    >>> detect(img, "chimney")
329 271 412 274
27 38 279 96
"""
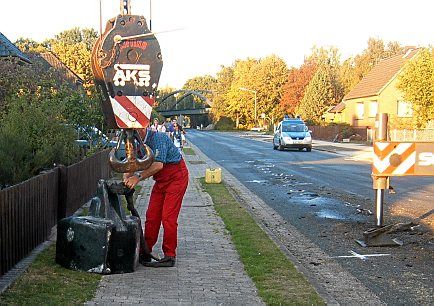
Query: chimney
402 46 417 58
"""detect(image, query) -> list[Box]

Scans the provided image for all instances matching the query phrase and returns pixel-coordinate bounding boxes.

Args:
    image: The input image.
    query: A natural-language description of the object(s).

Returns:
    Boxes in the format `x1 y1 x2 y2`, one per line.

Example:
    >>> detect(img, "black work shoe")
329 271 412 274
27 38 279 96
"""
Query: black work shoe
139 253 152 265
144 256 176 268
139 252 160 265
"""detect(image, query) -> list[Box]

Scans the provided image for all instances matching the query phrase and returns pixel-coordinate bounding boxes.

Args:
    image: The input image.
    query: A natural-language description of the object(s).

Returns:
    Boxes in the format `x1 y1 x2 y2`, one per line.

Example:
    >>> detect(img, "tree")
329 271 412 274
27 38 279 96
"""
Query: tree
14 38 47 53
249 55 288 124
0 79 80 186
339 57 358 96
0 95 77 186
211 65 234 121
224 56 288 128
308 46 345 105
156 86 177 110
297 65 335 123
397 48 434 127
225 58 259 126
182 75 216 109
47 28 99 87
280 59 317 116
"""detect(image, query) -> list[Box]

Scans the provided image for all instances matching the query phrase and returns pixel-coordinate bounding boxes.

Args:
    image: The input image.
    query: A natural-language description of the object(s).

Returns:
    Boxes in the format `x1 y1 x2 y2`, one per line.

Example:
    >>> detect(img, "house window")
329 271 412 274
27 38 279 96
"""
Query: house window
369 101 378 118
397 101 413 117
356 102 364 119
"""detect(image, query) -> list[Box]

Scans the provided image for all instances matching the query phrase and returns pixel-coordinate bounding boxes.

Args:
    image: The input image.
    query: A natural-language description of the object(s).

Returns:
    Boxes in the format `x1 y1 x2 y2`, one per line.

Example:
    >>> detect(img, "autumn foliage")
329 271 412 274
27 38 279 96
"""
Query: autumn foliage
280 60 317 116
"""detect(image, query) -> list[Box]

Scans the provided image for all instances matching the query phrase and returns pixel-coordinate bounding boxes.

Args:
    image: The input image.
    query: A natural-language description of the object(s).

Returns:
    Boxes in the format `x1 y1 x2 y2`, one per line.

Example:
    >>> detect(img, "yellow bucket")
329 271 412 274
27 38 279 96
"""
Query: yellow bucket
205 168 222 184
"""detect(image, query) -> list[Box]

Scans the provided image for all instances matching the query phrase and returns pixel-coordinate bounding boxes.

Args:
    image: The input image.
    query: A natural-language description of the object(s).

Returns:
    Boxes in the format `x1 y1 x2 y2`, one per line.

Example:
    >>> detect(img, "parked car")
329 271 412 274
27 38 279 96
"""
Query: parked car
272 118 312 151
74 126 118 149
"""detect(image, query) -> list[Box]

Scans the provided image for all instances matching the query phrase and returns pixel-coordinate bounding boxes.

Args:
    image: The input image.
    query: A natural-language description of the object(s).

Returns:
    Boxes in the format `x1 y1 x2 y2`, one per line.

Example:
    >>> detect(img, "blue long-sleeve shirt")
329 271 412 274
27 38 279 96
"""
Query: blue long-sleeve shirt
144 129 181 164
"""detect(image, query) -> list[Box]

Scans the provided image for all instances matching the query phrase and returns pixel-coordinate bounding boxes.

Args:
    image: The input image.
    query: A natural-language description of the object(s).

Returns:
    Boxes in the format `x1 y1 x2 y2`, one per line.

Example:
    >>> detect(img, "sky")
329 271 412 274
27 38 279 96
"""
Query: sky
1 0 433 88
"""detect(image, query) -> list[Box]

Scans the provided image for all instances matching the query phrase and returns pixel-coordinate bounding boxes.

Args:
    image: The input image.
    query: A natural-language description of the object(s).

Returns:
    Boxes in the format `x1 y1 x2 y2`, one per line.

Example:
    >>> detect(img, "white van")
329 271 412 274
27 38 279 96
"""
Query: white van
272 118 312 151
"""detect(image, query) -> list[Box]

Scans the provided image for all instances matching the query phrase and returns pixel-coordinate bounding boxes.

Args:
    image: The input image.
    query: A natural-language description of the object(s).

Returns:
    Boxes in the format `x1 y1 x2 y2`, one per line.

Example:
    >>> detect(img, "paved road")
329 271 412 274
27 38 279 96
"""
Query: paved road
187 129 434 305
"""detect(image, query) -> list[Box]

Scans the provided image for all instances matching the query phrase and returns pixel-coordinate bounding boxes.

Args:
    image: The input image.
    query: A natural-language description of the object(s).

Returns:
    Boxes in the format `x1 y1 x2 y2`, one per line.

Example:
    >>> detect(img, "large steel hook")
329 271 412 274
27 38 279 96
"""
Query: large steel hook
109 129 154 173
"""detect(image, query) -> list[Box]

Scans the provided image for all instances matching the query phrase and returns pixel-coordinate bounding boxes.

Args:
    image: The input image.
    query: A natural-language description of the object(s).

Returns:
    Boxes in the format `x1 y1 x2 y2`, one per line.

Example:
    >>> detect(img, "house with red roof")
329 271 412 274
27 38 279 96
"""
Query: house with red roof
326 47 419 128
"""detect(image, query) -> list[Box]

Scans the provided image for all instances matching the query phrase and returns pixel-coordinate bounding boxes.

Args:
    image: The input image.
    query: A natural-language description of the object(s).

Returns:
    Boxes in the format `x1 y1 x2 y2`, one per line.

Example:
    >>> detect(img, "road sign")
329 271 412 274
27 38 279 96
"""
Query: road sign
373 142 434 176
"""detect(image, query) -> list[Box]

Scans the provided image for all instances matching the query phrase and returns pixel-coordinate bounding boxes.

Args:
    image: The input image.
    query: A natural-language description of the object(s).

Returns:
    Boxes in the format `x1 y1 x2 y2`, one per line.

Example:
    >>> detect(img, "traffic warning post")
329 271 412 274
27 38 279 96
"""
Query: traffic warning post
359 113 434 247
373 142 434 176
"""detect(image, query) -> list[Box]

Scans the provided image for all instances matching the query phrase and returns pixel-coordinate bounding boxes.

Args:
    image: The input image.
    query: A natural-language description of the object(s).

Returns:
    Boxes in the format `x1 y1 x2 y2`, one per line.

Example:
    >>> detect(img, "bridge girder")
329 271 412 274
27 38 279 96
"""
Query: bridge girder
158 89 213 111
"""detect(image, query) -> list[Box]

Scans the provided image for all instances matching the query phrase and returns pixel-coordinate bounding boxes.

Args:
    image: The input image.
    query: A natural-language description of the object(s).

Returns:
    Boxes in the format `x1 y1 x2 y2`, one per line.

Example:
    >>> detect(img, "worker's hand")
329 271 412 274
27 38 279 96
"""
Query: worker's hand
124 174 140 189
123 172 134 180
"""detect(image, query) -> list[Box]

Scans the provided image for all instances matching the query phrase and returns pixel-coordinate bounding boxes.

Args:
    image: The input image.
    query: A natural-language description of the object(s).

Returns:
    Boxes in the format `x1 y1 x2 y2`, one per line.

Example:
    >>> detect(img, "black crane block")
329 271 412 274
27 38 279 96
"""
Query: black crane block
56 179 142 274
56 216 114 274
108 216 141 273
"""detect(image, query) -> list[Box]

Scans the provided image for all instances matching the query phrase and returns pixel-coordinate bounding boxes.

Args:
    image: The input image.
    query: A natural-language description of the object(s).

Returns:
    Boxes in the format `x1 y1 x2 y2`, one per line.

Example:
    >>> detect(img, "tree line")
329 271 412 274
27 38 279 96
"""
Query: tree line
166 38 433 129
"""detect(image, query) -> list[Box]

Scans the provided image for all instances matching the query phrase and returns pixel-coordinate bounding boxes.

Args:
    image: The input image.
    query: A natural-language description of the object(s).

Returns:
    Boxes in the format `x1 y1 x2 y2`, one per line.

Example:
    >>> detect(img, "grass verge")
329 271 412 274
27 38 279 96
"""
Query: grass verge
200 178 324 305
183 147 196 155
0 181 143 304
0 244 101 305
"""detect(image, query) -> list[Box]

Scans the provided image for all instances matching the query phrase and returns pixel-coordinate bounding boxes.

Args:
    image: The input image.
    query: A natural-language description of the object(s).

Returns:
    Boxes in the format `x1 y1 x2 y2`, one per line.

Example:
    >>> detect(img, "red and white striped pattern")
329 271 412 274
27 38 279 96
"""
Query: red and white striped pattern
109 96 154 128
372 142 416 176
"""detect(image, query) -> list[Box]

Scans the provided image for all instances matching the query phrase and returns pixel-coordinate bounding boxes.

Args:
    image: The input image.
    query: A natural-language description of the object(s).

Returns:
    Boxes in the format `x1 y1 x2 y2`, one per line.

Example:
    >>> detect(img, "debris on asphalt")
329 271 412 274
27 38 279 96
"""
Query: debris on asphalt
356 208 373 215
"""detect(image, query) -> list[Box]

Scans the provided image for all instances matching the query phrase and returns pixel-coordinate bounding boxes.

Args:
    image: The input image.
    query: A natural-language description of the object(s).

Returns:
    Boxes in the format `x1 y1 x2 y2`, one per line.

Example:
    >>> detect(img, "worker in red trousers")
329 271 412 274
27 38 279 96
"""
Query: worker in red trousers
124 128 189 267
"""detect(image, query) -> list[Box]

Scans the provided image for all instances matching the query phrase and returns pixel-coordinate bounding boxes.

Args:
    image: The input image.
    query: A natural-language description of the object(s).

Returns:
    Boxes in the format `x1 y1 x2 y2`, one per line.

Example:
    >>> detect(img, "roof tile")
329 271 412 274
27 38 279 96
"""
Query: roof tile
343 49 419 100
0 32 31 63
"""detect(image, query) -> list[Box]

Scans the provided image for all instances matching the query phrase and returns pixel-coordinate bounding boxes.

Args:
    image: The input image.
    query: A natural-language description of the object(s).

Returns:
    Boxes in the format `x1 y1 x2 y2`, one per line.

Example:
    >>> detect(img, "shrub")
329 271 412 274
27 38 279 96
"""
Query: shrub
0 56 103 187
340 125 355 138
0 95 78 187
214 116 235 130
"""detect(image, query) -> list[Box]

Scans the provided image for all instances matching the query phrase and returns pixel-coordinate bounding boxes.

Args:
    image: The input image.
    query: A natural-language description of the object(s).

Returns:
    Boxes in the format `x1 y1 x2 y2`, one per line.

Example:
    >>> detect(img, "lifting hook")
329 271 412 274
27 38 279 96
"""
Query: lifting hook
109 129 154 173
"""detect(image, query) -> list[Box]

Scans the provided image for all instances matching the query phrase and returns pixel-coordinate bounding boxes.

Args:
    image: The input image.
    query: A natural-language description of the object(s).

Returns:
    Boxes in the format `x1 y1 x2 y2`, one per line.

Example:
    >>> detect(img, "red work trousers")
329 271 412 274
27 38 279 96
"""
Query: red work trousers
145 159 189 257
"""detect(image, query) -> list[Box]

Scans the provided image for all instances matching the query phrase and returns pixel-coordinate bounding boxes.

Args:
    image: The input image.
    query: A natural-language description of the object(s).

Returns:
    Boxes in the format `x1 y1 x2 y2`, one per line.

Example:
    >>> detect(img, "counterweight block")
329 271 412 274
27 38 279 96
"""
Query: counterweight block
56 180 141 274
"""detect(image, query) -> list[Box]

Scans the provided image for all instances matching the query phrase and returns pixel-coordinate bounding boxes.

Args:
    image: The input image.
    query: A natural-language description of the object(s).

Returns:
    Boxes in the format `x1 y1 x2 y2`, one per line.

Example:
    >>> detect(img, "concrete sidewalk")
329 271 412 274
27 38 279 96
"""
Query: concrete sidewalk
89 152 264 305
312 140 373 161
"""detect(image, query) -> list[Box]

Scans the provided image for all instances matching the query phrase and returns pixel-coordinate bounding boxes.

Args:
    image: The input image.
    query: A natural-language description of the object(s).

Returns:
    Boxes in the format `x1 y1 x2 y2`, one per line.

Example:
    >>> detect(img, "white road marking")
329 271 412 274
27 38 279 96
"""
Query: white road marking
333 250 390 260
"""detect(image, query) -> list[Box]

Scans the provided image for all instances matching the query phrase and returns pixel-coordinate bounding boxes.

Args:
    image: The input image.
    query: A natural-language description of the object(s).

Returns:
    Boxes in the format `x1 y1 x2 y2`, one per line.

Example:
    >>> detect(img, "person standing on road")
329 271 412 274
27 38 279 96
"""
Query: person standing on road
164 118 172 137
123 128 189 267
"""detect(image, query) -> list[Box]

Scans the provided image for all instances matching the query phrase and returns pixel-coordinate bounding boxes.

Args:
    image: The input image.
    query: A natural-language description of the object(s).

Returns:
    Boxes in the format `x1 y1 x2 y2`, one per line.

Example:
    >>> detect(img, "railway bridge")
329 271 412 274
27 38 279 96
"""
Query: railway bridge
156 89 213 128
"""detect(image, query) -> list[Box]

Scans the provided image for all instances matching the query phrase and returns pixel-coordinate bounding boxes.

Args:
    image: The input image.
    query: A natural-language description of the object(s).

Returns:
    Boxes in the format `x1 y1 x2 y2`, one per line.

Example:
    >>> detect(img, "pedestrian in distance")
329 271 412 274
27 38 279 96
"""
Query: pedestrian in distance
150 118 159 131
169 119 177 133
164 118 172 136
124 127 189 267
171 123 186 153
150 118 166 133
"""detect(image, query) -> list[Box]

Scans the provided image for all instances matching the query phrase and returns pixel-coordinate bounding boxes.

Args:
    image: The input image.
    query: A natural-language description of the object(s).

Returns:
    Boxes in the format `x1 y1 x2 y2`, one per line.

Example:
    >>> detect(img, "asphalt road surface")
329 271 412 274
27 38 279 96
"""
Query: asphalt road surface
187 129 434 305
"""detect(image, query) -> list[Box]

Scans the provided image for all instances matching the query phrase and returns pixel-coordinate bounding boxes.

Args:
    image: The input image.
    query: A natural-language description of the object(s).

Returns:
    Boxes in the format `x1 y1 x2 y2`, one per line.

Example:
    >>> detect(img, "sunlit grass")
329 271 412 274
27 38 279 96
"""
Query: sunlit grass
0 245 101 305
200 178 324 305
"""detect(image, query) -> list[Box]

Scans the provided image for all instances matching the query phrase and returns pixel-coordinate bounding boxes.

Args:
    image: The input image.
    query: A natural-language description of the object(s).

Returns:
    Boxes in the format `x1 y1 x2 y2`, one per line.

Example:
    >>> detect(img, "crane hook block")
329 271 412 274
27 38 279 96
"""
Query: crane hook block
91 14 163 129
109 129 154 173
